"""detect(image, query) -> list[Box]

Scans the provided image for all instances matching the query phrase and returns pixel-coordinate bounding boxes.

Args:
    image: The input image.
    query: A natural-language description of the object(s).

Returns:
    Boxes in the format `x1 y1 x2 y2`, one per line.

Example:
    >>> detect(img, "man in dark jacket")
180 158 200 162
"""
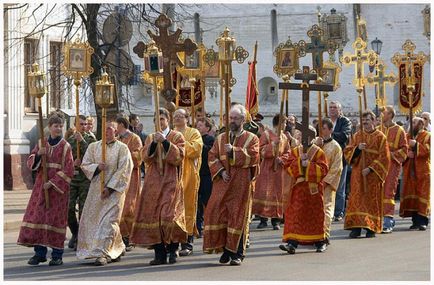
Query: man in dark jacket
328 101 352 221
195 117 215 237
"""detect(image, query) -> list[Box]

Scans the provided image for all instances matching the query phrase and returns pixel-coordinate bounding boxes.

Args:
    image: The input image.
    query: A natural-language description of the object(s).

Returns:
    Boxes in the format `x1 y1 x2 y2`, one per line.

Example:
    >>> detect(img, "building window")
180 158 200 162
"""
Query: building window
49 41 64 110
24 38 39 113
129 64 142 86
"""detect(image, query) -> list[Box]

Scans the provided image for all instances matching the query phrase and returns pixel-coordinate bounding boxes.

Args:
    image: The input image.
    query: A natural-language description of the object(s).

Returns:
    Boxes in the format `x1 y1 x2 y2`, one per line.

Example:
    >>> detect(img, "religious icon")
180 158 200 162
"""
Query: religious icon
279 49 294 68
322 68 335 85
69 48 86 72
328 23 341 39
184 51 200 70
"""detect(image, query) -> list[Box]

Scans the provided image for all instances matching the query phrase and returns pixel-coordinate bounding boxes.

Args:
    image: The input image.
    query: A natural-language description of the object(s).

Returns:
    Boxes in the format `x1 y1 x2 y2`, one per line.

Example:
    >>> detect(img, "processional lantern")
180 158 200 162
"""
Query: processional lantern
27 62 50 209
144 40 164 75
28 63 47 98
319 8 349 64
95 67 114 193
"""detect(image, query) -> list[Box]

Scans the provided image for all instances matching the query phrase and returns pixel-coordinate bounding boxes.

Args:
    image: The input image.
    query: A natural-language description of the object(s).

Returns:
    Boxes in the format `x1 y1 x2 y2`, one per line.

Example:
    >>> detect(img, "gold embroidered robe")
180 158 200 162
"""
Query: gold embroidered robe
76 140 133 260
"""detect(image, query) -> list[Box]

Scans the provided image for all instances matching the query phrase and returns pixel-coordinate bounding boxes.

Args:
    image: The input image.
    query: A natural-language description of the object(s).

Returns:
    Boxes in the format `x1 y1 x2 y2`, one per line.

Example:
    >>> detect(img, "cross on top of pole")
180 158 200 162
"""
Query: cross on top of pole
279 66 333 150
366 60 397 107
341 37 377 92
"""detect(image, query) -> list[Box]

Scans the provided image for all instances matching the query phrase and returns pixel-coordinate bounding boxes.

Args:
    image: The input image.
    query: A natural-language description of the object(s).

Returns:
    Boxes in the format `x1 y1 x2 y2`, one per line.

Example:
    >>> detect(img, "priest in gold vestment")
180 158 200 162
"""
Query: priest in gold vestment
173 108 203 256
77 121 133 266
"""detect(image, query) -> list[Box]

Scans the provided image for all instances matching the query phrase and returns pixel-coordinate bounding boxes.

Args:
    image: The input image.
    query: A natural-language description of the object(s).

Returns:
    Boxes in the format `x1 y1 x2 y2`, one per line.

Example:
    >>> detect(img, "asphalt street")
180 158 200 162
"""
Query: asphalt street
3 216 430 281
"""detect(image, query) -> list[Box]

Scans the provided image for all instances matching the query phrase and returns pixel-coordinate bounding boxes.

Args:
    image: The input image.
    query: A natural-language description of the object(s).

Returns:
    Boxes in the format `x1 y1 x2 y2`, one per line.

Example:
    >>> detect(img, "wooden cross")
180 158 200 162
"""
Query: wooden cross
342 37 377 91
366 60 397 107
302 24 337 74
279 66 334 150
146 14 197 103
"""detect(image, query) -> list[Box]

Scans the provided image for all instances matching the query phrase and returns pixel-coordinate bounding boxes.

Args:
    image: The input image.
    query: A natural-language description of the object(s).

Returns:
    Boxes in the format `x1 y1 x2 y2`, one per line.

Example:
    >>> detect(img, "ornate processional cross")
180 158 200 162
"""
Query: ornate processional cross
147 14 197 103
300 24 337 74
366 60 397 107
279 66 334 150
341 37 377 92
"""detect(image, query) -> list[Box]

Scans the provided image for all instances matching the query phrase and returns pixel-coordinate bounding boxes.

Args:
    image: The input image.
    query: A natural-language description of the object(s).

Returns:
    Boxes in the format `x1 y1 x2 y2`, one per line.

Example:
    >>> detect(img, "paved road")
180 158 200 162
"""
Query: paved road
3 216 430 281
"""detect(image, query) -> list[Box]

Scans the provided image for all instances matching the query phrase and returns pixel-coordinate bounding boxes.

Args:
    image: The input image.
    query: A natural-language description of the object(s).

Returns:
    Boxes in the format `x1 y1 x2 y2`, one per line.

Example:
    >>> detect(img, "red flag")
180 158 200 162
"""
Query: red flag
245 59 259 118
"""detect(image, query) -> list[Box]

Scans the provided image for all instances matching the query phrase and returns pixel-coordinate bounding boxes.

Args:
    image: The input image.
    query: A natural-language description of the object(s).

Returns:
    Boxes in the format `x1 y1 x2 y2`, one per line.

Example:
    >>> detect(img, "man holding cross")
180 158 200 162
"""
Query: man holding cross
203 104 259 266
131 108 187 265
344 110 390 238
278 66 331 254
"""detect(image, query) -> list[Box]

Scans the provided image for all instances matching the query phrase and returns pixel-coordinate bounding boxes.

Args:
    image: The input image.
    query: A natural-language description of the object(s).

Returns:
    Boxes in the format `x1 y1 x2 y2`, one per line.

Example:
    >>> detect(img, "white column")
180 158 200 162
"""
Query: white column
4 5 30 155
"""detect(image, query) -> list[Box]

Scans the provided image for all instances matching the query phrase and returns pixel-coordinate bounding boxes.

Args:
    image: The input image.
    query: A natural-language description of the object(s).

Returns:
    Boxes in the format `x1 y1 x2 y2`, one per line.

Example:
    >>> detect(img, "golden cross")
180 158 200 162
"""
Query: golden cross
366 60 397 106
341 37 377 91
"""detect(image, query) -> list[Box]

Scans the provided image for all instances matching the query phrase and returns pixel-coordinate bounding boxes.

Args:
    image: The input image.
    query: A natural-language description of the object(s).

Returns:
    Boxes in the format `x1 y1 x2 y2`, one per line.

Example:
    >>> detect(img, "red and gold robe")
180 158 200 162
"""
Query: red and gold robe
400 130 430 218
282 144 328 245
203 130 259 254
380 124 408 217
344 129 390 233
119 131 143 238
130 130 187 246
17 138 74 249
252 129 289 219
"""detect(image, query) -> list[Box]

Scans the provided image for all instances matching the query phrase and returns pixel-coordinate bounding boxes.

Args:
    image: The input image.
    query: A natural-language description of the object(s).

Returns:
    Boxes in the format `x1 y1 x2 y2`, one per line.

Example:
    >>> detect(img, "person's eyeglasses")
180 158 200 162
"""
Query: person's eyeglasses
80 123 88 126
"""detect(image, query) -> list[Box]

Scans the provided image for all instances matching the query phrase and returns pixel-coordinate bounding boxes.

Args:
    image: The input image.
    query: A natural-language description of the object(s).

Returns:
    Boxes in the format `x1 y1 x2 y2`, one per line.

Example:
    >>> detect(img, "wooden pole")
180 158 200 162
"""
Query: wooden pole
358 93 368 193
224 62 231 174
153 76 164 175
37 97 49 209
274 76 289 171
190 76 196 127
176 72 180 107
324 92 329 117
100 107 106 193
74 75 81 159
317 90 322 137
409 91 415 178
219 63 224 129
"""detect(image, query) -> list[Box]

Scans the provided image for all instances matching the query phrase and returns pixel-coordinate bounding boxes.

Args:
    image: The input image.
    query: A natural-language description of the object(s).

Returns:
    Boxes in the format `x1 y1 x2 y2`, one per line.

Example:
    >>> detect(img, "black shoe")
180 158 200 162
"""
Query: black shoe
219 251 230 264
366 230 376 238
230 258 242 266
49 258 63 266
257 222 267 229
316 243 327 253
179 248 193 256
246 239 250 248
349 229 361 238
409 224 419 230
168 252 178 264
149 258 167 265
27 255 47 265
112 255 121 262
419 225 427 231
68 234 77 249
279 244 296 254
272 224 280 230
324 237 330 245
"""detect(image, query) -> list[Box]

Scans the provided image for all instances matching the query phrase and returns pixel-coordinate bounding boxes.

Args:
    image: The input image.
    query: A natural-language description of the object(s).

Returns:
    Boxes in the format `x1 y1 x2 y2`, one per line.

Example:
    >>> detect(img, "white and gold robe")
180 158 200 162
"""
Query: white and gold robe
322 138 343 238
77 140 133 260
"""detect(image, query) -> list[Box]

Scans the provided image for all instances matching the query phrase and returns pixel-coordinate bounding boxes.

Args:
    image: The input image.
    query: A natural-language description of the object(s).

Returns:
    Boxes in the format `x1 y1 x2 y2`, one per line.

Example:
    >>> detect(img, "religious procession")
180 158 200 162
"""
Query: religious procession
3 2 431 281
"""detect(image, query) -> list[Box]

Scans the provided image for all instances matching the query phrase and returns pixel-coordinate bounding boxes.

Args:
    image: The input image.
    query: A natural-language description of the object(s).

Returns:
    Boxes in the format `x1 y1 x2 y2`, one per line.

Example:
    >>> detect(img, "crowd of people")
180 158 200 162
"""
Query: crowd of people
17 100 430 268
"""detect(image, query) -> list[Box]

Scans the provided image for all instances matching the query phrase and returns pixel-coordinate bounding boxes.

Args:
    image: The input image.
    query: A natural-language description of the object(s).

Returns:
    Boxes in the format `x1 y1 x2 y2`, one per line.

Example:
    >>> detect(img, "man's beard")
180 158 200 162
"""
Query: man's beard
412 126 421 137
229 122 241 132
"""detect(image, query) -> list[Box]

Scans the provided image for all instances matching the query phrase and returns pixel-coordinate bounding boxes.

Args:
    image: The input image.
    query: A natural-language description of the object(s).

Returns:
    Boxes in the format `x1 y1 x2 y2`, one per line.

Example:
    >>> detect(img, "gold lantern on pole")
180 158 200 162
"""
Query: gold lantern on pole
28 62 50 209
143 40 165 175
95 67 114 193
